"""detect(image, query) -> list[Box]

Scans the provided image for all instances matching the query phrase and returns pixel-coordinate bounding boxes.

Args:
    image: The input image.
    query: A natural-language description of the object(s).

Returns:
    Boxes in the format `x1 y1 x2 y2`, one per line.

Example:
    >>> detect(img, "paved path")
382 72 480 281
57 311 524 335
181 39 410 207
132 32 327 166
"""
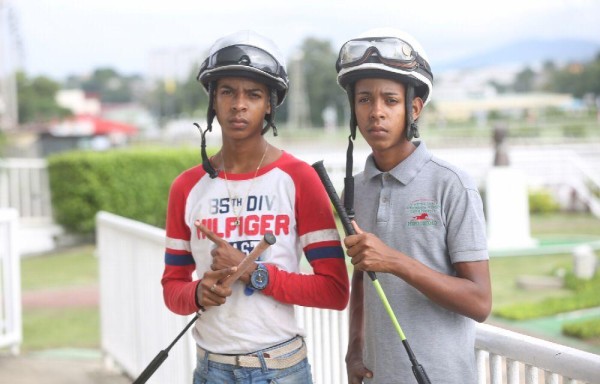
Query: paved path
0 352 131 384
0 284 132 384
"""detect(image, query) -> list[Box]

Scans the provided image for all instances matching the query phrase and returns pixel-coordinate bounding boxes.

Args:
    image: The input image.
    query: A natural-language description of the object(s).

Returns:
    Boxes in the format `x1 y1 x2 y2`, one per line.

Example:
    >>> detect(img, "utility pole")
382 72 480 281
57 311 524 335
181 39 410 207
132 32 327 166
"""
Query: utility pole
287 51 310 129
0 0 19 131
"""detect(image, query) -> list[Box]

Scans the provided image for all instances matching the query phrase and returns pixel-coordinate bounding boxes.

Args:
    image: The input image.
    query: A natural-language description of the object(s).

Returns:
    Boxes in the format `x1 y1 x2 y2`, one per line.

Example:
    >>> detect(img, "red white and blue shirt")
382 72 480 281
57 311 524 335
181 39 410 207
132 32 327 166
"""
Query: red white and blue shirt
162 151 349 353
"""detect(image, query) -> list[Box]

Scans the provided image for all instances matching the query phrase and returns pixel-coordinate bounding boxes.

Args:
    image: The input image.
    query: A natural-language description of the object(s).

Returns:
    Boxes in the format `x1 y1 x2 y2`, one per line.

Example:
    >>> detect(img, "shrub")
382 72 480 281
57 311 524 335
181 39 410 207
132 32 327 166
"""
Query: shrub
529 189 560 214
493 289 600 320
562 318 600 339
47 147 203 234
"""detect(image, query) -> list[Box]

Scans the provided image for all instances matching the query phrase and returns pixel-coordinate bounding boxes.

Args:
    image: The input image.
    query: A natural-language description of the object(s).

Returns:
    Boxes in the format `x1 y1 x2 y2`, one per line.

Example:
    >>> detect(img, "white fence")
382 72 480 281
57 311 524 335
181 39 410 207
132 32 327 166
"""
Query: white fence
294 144 600 219
1 144 598 228
97 212 600 384
0 208 22 354
0 158 53 224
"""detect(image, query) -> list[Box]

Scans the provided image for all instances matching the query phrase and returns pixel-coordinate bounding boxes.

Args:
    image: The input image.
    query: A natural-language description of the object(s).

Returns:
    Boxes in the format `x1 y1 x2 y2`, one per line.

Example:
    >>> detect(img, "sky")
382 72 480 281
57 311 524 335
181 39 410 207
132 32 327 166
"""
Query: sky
3 0 600 80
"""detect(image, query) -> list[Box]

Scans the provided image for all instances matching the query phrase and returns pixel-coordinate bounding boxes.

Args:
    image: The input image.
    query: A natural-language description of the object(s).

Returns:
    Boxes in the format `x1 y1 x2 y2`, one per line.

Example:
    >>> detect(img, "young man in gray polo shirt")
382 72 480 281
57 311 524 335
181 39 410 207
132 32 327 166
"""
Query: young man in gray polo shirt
335 28 492 384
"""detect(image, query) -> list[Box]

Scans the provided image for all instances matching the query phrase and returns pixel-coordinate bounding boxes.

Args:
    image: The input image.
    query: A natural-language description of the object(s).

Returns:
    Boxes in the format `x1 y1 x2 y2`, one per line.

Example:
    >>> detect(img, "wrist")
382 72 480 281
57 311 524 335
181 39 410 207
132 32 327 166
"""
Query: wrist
248 263 269 291
195 280 203 309
240 263 257 285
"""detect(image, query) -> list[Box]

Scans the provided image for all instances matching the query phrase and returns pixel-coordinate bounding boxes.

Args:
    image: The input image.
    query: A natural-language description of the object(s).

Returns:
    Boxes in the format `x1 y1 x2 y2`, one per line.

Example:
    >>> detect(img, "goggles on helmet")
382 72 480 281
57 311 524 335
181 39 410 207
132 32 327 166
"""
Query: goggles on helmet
203 44 285 78
336 37 430 75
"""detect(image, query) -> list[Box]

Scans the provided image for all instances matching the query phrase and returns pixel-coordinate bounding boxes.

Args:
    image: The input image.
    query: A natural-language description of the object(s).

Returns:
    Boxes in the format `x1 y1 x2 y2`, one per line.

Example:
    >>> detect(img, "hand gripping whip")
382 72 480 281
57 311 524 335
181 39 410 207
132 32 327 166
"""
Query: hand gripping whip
312 160 431 384
133 232 276 384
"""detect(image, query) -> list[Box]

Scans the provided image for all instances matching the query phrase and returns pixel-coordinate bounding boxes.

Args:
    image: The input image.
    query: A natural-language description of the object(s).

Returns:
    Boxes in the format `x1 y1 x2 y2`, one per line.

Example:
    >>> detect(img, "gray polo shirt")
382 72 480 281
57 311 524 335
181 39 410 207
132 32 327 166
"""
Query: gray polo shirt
353 141 488 384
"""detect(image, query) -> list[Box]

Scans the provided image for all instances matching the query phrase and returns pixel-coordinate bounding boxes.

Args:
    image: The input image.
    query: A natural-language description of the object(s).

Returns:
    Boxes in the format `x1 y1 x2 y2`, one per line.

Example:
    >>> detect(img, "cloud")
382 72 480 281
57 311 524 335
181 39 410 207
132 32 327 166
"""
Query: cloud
8 0 600 79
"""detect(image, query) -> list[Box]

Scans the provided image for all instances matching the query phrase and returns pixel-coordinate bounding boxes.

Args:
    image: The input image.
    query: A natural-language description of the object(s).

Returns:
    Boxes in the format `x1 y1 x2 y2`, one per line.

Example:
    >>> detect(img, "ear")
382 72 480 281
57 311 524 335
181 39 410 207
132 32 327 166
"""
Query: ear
412 96 424 121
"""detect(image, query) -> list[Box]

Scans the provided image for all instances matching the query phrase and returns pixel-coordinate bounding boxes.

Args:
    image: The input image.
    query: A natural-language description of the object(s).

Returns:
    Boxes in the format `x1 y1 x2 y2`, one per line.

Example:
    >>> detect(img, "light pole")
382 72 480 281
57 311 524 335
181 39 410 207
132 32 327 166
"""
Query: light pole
0 0 18 131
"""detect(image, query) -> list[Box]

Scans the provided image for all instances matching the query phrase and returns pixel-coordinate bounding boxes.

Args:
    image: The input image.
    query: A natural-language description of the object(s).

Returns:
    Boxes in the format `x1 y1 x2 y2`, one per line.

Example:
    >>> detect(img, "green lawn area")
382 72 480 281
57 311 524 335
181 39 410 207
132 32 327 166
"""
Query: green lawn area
20 245 99 351
491 213 600 309
21 245 98 290
18 213 600 351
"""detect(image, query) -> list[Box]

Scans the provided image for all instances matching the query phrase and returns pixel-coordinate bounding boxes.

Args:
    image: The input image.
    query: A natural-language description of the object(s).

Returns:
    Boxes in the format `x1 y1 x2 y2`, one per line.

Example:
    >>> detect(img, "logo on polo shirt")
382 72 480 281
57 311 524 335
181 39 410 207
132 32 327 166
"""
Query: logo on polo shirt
406 200 439 227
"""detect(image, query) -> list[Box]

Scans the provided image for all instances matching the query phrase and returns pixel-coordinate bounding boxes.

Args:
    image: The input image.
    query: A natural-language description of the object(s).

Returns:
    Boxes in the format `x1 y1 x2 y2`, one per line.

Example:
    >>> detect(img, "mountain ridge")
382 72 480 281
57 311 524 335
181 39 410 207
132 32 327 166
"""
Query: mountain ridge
435 38 600 72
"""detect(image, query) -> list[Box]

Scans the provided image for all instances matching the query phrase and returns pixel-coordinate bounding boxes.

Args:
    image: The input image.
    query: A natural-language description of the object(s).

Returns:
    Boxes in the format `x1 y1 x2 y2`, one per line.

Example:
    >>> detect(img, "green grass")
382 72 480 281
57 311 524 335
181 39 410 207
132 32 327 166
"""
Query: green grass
530 212 600 236
21 245 98 290
489 253 574 309
21 245 99 352
22 308 99 351
490 212 600 309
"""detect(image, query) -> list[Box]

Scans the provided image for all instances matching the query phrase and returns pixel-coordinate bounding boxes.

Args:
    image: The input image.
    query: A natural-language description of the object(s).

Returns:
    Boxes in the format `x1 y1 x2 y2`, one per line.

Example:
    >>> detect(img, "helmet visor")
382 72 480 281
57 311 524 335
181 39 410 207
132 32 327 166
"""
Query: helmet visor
337 37 429 74
208 44 284 78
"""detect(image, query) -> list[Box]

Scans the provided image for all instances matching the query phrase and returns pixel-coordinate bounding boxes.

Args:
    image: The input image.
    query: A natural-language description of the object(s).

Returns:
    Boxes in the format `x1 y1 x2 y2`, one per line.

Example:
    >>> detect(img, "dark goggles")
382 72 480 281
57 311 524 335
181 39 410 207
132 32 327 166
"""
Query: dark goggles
337 37 430 74
205 44 284 77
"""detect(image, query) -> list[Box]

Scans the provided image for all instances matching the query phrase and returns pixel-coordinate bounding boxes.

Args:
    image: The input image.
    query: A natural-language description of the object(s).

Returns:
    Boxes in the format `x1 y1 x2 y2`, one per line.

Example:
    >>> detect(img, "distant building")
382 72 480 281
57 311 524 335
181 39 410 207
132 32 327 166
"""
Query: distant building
55 89 101 116
435 92 575 121
433 65 576 121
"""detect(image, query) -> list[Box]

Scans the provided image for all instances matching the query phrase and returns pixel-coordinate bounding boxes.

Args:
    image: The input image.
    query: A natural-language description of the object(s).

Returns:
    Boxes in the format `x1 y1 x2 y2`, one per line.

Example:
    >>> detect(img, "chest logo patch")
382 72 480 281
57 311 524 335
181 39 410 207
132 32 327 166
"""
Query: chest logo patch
406 200 440 227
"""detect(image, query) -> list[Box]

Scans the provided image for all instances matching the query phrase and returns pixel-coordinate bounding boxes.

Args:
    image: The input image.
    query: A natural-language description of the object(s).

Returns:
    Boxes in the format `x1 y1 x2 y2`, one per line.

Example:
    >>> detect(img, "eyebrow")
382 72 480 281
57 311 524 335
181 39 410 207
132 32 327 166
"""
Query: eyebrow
218 83 266 94
355 90 401 96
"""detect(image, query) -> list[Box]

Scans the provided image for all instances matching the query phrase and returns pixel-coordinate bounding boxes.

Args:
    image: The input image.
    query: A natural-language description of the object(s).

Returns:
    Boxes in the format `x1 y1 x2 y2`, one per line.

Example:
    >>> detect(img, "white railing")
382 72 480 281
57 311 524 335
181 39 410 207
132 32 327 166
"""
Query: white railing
96 212 196 384
0 158 53 224
295 145 600 220
96 212 600 384
0 208 22 354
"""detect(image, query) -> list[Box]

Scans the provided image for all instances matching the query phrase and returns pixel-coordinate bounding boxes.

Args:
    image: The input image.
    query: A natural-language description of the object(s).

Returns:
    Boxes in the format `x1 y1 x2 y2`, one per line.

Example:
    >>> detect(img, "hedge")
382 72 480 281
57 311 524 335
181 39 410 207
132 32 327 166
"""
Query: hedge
493 271 600 321
47 147 204 234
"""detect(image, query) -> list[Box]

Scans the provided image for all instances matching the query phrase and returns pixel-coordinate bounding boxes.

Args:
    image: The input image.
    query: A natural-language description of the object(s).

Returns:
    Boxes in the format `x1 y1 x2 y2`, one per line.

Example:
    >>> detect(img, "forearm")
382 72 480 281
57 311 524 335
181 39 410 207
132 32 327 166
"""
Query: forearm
263 258 349 310
162 278 201 315
389 253 491 322
346 270 365 359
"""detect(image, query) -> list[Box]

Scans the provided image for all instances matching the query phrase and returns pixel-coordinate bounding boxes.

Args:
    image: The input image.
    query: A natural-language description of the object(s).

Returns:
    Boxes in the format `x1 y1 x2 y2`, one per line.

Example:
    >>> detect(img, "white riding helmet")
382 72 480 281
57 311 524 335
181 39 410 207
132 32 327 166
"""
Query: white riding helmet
198 30 289 106
336 28 433 105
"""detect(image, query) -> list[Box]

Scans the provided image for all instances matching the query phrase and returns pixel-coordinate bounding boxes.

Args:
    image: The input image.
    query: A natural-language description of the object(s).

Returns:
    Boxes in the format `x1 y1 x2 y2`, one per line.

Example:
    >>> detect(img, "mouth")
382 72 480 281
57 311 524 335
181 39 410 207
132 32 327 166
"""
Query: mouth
228 117 249 128
367 125 388 135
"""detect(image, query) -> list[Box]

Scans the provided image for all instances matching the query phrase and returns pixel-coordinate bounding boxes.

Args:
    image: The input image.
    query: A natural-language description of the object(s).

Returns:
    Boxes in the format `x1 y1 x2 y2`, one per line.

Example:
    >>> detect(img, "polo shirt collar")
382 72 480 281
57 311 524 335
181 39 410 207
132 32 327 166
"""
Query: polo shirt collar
363 141 432 185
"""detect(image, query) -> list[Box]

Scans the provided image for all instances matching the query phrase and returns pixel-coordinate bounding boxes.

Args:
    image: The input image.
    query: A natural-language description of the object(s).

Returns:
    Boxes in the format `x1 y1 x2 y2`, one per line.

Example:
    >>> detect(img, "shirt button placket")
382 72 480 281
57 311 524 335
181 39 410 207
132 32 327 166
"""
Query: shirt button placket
377 173 391 223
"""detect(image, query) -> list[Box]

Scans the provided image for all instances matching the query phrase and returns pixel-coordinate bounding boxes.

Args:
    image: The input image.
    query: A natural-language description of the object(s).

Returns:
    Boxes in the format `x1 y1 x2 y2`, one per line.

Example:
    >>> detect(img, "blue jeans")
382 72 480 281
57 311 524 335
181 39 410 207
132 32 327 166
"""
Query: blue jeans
193 338 313 384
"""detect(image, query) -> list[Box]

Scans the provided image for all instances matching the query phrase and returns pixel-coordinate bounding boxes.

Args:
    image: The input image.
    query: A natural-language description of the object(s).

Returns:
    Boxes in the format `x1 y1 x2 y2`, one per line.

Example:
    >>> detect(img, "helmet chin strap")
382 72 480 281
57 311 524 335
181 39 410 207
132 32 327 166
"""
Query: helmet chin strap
405 84 419 141
197 122 218 179
200 82 219 179
344 85 357 220
261 90 279 137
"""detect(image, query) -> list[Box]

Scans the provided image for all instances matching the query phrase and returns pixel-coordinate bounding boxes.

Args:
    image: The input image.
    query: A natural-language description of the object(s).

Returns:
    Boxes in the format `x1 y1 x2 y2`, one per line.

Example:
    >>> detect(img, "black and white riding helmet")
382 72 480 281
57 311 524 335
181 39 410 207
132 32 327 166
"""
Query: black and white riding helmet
196 30 289 177
336 27 434 141
198 30 289 107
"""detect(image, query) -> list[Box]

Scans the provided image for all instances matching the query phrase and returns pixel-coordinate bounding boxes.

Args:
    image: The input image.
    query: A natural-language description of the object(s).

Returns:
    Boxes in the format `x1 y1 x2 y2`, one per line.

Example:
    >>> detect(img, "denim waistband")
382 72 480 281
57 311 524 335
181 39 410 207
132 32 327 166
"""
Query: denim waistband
196 336 306 369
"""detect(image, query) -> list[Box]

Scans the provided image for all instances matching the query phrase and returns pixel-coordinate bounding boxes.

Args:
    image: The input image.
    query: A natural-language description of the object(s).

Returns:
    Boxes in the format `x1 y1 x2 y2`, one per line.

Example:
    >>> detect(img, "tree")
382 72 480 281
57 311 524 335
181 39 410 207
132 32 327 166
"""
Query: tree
513 67 536 93
16 71 71 124
65 67 140 103
543 51 600 97
142 68 209 123
298 38 346 127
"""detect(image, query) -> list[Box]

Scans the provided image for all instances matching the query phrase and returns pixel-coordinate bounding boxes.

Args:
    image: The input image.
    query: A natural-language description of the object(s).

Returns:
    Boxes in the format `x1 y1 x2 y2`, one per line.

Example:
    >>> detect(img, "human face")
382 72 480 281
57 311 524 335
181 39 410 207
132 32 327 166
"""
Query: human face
354 77 412 156
213 77 271 140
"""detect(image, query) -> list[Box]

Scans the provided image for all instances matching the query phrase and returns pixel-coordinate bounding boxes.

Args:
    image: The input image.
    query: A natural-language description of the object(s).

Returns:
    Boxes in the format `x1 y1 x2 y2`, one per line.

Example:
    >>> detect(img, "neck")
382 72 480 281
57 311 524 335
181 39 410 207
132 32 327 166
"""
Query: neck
372 141 416 172
220 139 269 174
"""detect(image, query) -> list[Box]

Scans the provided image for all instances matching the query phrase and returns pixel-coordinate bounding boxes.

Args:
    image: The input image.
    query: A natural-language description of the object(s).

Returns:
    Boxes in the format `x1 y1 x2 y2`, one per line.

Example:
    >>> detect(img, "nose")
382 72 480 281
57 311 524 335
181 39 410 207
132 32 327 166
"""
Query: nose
232 94 247 112
369 98 385 120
